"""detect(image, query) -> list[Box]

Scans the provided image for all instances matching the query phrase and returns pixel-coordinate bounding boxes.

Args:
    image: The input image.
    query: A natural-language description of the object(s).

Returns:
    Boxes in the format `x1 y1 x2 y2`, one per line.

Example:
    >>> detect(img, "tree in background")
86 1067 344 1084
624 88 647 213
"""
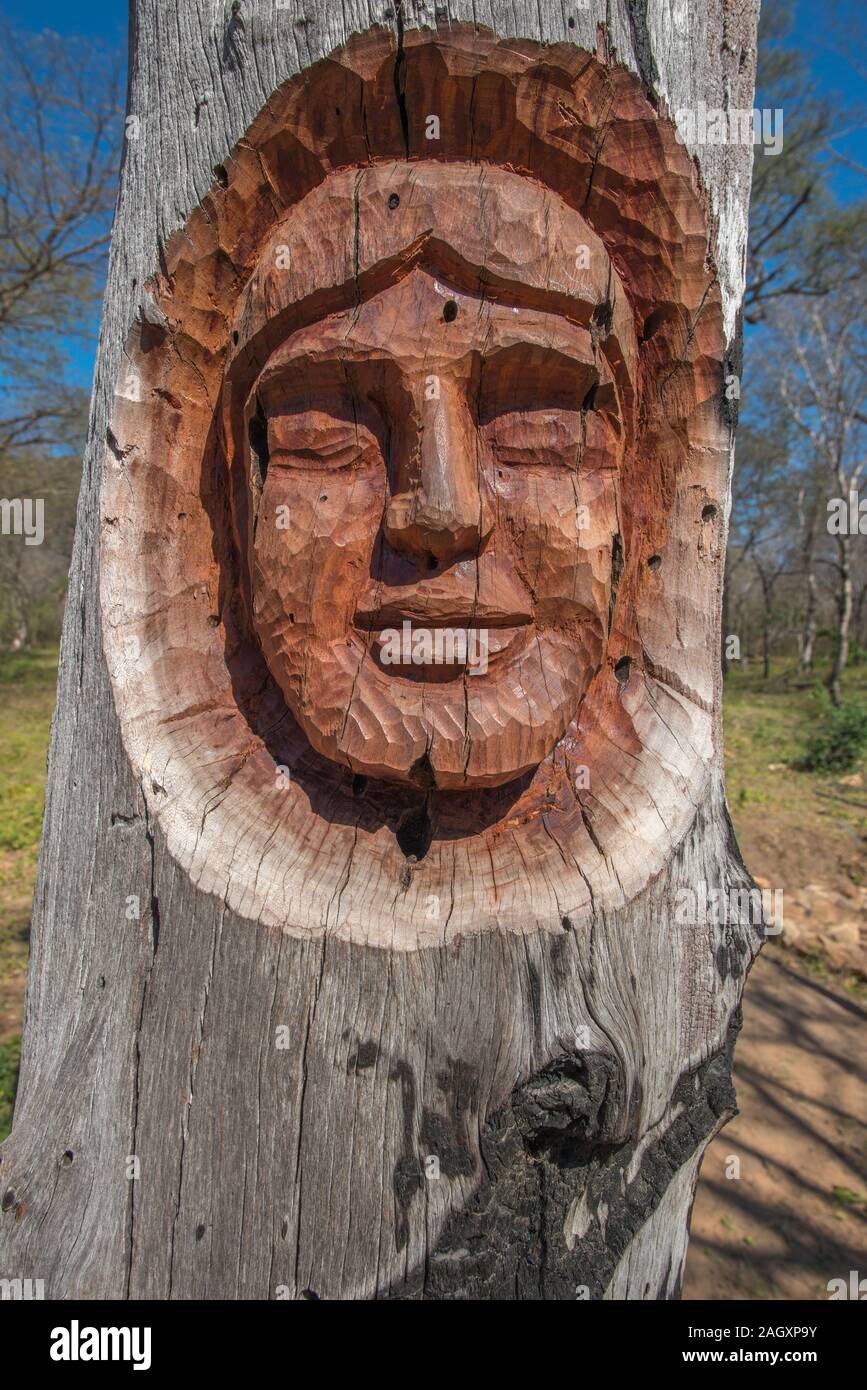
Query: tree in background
745 0 864 325
725 0 867 690
0 28 122 647
777 291 867 703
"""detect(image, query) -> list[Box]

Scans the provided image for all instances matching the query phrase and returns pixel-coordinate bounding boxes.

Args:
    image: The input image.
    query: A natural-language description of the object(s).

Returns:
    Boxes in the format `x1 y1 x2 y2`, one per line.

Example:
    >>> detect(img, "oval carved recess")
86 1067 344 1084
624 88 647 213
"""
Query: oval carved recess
101 25 728 948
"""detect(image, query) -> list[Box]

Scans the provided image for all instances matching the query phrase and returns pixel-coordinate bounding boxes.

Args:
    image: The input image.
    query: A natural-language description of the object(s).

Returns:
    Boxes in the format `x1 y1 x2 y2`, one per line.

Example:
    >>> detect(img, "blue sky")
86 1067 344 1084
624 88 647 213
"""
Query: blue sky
4 0 126 37
4 0 865 386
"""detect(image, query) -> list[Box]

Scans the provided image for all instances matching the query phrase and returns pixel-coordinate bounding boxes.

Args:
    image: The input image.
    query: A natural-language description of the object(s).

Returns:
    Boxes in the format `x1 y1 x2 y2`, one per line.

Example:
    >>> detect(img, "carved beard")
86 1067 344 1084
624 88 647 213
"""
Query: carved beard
252 591 605 790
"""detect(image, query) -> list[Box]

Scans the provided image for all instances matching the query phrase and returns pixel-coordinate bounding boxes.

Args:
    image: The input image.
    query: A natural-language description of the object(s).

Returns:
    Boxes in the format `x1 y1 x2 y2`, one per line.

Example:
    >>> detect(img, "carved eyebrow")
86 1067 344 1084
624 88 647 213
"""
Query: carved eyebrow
479 339 599 384
255 307 598 386
477 342 610 421
228 237 619 386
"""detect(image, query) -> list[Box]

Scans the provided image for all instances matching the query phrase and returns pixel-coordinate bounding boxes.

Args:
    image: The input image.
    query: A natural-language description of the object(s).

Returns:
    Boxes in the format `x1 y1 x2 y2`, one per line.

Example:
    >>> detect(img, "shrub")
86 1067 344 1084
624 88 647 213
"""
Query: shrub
797 690 867 773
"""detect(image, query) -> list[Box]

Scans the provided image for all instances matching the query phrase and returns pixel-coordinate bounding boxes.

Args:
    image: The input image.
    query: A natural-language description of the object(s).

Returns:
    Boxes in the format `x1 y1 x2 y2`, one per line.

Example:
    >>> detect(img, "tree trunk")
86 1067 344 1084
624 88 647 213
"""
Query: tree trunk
801 566 817 672
855 578 867 651
0 0 761 1300
800 508 818 674
829 533 853 705
755 565 773 681
762 584 772 680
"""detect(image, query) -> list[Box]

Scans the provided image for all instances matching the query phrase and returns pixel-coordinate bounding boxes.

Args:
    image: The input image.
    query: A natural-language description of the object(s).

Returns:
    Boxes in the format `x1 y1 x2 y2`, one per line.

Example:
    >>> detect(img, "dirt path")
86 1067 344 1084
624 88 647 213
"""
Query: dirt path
683 947 867 1300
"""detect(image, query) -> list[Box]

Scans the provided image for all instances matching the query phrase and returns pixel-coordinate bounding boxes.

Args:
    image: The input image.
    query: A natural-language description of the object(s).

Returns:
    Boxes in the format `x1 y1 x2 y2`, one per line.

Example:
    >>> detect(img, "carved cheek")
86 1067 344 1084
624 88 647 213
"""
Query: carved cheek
496 472 600 624
251 470 384 660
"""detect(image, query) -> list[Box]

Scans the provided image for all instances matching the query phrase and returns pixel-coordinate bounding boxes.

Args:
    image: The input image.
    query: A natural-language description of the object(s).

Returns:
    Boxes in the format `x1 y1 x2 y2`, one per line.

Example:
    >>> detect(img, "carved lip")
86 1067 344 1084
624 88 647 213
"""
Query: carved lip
363 622 531 682
354 602 533 631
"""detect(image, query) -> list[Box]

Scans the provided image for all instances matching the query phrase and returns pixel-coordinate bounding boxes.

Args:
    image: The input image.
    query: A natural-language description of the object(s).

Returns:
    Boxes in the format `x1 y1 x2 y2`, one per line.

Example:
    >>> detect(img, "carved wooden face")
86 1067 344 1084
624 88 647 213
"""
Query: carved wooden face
234 164 631 789
102 29 729 944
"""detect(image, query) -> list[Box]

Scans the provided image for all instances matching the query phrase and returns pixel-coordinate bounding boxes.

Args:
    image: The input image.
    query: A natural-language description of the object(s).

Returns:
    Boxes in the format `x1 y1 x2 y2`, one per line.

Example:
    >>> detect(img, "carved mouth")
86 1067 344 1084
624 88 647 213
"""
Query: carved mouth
362 621 531 682
355 602 533 630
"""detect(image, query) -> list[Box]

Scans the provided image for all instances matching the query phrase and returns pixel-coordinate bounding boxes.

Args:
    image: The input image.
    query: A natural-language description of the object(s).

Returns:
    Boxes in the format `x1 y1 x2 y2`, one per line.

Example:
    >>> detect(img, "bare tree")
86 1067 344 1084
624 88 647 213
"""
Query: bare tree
779 295 867 702
795 485 821 671
745 0 864 325
0 28 122 454
0 27 122 646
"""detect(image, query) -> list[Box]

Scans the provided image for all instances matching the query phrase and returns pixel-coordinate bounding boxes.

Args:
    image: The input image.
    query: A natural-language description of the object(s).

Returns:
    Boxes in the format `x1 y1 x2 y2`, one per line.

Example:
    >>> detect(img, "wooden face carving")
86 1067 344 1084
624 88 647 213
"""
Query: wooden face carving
101 28 730 945
234 165 629 789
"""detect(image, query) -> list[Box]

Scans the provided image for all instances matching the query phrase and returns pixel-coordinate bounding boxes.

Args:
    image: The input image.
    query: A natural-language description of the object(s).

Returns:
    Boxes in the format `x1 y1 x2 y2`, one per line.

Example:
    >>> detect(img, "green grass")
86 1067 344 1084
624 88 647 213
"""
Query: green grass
832 1185 867 1214
0 1035 20 1142
723 659 867 820
0 648 56 1137
0 646 57 869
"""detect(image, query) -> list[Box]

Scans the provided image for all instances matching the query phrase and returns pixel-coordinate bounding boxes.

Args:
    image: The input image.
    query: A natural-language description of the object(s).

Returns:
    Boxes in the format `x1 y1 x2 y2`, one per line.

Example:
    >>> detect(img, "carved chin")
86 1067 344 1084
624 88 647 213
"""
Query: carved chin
257 625 601 789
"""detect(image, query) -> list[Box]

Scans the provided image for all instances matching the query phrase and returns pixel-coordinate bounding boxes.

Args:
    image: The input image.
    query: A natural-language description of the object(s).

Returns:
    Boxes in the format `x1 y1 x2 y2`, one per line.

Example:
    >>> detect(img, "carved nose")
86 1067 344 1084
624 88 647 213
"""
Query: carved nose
384 386 492 567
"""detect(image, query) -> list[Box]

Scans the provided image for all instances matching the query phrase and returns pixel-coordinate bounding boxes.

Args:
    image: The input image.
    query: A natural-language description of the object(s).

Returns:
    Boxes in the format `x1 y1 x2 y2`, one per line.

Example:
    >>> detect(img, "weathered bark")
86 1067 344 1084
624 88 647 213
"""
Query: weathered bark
829 531 853 705
855 576 867 650
801 566 818 672
0 0 761 1300
798 490 818 673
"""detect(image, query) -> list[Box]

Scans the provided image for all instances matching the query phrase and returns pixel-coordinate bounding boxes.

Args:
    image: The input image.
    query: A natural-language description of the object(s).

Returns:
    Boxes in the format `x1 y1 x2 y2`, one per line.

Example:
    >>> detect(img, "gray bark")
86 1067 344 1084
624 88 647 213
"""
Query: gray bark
829 531 853 705
0 0 760 1300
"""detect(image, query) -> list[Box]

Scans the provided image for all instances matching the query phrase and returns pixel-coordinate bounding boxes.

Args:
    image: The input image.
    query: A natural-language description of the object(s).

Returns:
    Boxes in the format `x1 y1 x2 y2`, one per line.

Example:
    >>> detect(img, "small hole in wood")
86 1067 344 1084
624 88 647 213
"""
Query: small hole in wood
442 299 458 323
591 300 613 333
196 1223 206 1240
647 554 662 571
213 163 229 189
397 805 433 860
388 192 400 210
561 914 573 932
301 1288 320 1300
641 308 667 342
60 1150 74 1167
232 330 239 345
568 15 576 27
614 656 631 685
248 401 269 486
702 503 718 521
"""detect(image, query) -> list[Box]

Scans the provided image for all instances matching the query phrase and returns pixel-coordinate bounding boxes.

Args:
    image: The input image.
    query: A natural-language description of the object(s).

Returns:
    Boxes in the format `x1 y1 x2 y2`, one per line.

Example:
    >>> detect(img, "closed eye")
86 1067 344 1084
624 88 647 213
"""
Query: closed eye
483 409 585 468
267 410 382 472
